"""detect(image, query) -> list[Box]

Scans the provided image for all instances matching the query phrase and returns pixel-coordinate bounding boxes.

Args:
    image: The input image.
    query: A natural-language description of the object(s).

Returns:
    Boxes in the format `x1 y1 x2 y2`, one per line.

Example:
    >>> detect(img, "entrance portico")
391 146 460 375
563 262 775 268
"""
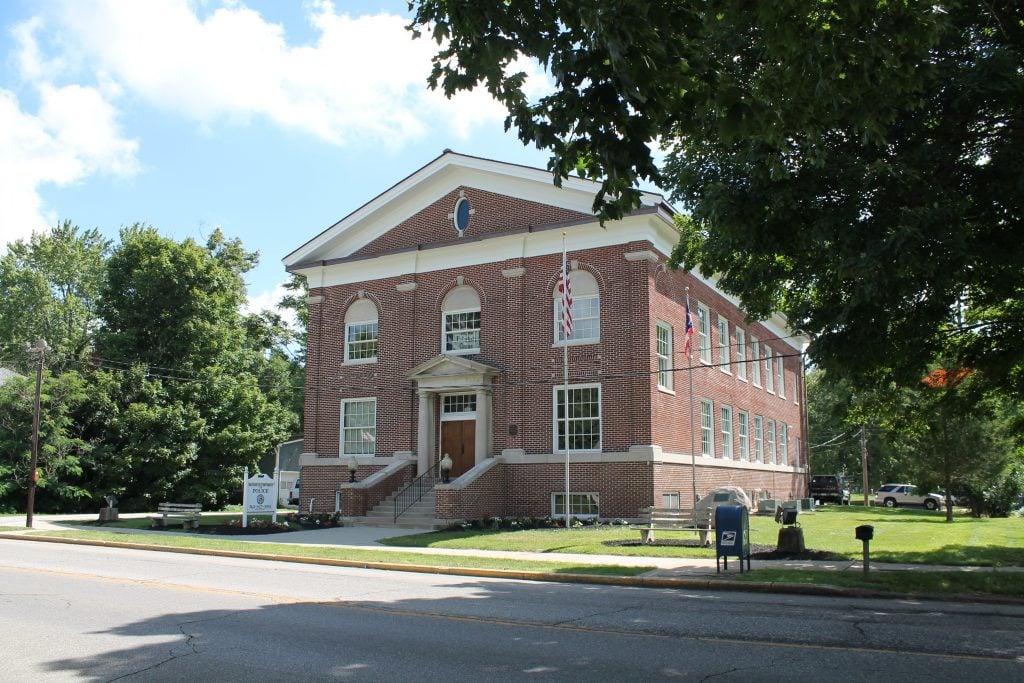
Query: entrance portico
408 355 500 476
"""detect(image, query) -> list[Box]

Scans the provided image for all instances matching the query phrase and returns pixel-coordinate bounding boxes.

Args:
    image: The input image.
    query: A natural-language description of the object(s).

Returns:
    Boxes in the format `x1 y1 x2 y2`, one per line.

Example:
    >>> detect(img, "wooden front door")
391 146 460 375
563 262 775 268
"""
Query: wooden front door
441 419 476 477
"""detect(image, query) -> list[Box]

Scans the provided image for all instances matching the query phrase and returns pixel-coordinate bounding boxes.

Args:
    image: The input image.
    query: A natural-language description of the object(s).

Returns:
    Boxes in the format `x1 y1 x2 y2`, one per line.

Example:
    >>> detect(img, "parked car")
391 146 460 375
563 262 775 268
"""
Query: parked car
874 483 944 510
287 479 300 506
809 475 850 505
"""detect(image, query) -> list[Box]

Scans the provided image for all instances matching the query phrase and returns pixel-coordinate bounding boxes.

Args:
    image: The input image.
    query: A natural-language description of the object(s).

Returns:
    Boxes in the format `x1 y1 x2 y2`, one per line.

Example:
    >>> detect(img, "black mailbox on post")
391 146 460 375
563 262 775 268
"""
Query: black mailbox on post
715 505 751 574
855 525 874 541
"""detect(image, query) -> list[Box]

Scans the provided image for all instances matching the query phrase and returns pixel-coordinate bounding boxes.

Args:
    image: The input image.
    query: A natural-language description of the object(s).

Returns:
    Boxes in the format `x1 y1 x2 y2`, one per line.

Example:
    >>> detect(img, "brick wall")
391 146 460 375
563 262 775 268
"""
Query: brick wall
299 188 807 516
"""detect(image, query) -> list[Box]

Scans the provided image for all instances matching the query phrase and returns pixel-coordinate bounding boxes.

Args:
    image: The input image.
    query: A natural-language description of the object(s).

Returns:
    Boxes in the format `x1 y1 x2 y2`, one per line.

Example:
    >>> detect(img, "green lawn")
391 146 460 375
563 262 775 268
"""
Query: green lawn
736 568 1024 598
75 513 272 530
15 529 652 577
380 506 1024 567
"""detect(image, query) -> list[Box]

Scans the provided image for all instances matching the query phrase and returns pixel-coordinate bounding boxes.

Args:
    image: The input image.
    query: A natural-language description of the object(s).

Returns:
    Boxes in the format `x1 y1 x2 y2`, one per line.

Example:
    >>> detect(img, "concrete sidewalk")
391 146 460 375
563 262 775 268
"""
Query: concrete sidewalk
4 513 1019 580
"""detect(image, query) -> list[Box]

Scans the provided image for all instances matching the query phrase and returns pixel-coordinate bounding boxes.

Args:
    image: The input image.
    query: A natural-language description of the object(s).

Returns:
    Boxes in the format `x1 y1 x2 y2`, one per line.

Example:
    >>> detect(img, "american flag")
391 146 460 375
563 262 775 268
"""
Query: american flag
683 300 695 357
559 251 573 338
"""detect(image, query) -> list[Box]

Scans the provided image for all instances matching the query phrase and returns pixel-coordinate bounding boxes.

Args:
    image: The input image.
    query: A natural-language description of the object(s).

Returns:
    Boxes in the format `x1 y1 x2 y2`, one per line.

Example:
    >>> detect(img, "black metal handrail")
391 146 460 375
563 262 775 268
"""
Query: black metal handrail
394 462 439 523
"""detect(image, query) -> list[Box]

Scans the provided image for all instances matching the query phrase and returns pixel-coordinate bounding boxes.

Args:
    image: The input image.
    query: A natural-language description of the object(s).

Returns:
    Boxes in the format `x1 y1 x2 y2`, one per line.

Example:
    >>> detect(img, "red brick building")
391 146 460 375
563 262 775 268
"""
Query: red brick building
284 151 808 525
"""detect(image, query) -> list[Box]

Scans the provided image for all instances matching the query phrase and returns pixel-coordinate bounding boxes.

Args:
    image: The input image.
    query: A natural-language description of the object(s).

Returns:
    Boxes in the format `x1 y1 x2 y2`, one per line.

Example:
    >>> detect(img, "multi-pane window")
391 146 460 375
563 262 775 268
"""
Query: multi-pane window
442 394 476 416
552 492 600 518
717 316 730 373
344 298 378 363
738 411 749 461
765 346 775 393
341 398 376 456
754 415 764 462
751 336 761 387
662 492 680 509
444 310 481 352
735 328 747 380
554 384 602 452
345 322 378 361
442 285 481 354
777 354 785 398
767 419 777 464
656 322 673 390
698 303 711 364
720 405 733 459
779 423 789 465
555 269 600 344
700 399 713 457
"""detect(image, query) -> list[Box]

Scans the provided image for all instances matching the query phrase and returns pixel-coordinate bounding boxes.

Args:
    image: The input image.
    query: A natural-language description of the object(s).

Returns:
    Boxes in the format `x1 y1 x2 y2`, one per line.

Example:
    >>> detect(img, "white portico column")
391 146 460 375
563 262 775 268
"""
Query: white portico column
474 387 492 465
417 391 435 473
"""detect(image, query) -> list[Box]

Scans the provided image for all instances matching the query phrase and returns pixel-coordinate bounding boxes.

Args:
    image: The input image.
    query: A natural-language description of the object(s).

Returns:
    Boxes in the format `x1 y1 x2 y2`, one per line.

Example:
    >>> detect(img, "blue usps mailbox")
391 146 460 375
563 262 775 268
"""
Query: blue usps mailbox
715 505 751 573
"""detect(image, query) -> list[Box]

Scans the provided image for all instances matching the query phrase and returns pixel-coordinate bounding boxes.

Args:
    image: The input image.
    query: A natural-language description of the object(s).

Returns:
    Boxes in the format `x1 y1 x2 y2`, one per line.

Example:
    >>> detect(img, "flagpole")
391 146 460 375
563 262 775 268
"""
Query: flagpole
562 232 571 530
686 287 698 507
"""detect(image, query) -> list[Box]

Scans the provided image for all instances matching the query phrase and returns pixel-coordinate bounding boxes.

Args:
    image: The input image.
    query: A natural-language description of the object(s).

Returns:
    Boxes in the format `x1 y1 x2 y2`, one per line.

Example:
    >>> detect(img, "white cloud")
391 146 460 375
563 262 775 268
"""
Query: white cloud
37 0 547 148
0 85 138 248
244 281 297 329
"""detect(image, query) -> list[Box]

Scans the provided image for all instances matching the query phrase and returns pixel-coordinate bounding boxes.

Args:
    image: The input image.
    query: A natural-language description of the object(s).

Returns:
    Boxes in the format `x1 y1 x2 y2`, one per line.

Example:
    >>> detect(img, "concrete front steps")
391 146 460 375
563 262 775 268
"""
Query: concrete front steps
348 491 448 529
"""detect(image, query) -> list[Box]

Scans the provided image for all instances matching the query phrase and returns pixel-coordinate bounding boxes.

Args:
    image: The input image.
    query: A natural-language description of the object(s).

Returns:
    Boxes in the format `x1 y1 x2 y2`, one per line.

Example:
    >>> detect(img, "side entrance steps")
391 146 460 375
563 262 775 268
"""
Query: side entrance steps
349 491 447 529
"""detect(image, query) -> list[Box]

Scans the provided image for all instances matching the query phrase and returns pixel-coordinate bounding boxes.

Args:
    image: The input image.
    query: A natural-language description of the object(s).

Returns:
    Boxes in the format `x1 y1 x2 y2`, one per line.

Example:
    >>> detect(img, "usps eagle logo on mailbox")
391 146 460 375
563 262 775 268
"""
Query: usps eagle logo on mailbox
721 531 737 546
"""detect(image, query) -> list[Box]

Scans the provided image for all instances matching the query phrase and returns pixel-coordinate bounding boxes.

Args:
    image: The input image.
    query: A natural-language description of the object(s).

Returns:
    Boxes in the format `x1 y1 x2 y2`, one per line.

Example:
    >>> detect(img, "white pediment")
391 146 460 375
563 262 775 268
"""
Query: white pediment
283 150 666 269
409 354 501 381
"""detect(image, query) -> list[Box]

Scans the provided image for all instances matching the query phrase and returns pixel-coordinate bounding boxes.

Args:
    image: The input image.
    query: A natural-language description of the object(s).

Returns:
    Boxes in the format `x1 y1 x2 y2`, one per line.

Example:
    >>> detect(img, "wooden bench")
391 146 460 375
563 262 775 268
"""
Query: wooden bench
150 503 202 530
631 507 713 546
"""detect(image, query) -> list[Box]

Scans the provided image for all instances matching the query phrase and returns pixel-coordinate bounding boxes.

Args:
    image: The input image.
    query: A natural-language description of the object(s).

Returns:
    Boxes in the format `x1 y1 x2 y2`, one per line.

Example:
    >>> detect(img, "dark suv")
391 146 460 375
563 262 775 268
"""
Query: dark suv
810 475 850 505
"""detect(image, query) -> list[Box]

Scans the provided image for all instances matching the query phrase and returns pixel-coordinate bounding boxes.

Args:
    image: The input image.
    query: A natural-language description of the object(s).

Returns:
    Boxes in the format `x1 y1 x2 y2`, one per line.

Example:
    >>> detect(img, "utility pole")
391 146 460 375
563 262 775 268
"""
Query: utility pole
860 424 870 507
25 339 50 528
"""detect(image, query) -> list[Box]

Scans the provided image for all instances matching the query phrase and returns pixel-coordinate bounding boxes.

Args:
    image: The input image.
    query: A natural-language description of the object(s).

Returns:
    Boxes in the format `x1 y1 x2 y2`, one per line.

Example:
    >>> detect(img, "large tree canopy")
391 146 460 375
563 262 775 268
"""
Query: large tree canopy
410 1 1024 390
0 224 301 512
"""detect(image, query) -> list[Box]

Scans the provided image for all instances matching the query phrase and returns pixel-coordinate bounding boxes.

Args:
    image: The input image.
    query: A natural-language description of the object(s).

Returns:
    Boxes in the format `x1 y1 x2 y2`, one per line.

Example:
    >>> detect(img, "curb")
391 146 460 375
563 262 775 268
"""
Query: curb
3 532 1022 606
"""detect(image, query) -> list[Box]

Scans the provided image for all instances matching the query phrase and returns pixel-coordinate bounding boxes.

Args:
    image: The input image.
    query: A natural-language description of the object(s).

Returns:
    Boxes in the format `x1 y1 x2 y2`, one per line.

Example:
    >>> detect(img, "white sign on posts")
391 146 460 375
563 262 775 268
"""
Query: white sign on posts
242 467 278 527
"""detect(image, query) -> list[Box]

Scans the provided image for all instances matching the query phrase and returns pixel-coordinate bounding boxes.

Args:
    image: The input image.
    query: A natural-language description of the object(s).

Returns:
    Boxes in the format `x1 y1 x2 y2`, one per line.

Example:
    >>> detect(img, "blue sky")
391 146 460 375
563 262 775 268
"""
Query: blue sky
0 0 560 317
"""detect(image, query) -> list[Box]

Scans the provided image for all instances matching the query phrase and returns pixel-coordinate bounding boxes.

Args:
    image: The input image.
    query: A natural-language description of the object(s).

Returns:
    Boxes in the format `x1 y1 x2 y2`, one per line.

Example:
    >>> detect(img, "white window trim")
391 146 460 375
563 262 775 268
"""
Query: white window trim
717 315 731 374
552 382 602 453
441 393 477 421
735 328 747 381
656 321 673 392
751 336 762 387
765 346 775 394
738 411 749 461
551 492 600 518
554 293 601 347
700 398 714 458
662 491 681 509
754 415 764 463
767 419 777 464
720 405 733 459
442 307 481 355
779 423 789 465
344 320 378 365
340 397 376 457
698 303 712 364
777 353 785 398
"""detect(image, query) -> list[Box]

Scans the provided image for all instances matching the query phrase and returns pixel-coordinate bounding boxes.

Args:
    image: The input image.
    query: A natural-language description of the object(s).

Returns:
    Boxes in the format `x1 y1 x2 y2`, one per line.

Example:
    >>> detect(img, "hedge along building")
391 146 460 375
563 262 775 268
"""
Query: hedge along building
283 151 808 525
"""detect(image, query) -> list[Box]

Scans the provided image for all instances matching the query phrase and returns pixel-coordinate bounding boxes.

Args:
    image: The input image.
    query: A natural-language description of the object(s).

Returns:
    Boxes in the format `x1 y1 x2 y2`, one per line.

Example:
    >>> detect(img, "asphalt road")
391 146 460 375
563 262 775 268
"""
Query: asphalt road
2 538 1022 681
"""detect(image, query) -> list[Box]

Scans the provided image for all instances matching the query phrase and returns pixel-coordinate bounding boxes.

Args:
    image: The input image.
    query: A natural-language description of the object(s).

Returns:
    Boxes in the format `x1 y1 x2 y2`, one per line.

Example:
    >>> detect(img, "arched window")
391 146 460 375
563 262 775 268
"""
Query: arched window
441 285 480 354
344 298 378 363
553 269 599 344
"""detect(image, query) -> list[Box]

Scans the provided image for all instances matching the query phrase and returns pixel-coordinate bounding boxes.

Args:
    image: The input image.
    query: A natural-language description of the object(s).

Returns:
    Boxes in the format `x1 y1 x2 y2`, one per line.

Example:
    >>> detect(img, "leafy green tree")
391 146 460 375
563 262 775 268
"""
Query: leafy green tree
0 370 92 513
884 376 1018 519
0 221 110 367
84 227 296 509
806 370 902 494
410 1 1024 392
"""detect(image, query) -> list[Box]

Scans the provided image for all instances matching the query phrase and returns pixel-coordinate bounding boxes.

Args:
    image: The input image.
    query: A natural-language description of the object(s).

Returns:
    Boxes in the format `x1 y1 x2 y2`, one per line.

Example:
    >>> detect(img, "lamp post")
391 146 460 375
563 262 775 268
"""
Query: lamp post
348 456 359 483
440 453 453 484
24 339 50 528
